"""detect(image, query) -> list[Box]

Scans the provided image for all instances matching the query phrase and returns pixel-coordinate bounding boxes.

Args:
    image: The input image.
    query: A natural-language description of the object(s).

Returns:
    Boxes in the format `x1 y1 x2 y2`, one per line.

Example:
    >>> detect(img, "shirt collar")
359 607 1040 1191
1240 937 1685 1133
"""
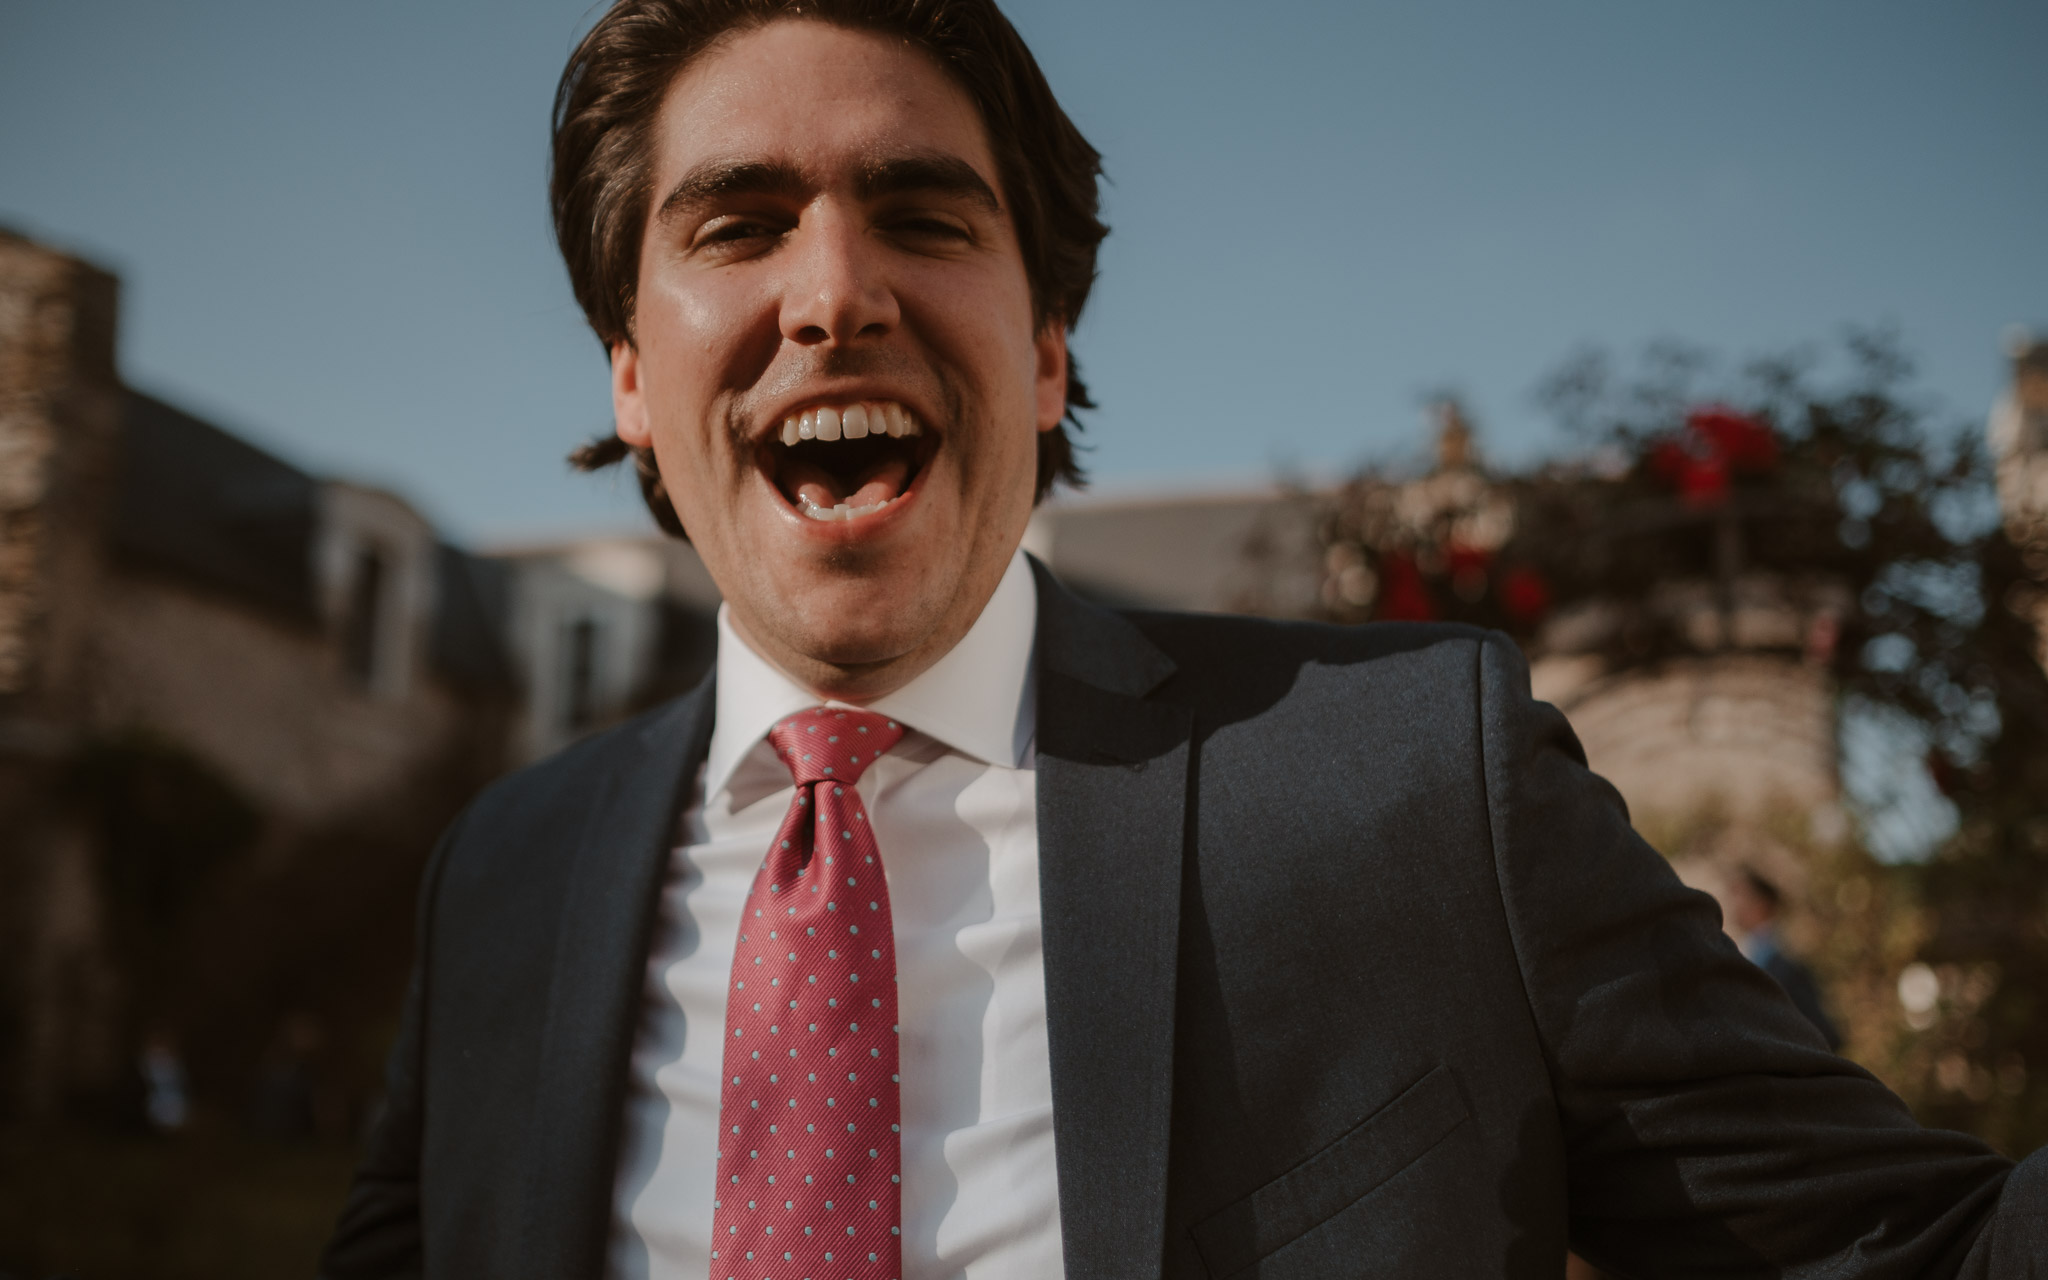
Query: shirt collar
704 550 1038 797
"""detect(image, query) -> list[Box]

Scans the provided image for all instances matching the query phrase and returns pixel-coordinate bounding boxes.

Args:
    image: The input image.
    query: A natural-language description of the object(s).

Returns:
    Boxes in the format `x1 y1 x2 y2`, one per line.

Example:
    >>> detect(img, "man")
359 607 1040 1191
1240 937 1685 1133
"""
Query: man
1724 866 1843 1051
321 1 2048 1276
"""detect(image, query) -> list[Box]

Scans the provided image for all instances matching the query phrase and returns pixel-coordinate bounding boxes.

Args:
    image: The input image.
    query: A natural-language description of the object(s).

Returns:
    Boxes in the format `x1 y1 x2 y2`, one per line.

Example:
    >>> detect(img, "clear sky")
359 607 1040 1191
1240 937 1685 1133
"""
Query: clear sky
3 1 2043 543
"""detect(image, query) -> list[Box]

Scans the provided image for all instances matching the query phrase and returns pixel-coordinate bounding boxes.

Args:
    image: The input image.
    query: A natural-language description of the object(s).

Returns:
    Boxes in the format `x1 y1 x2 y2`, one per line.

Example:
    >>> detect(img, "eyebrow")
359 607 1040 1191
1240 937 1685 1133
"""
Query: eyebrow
655 149 1003 224
657 158 808 223
854 151 1002 215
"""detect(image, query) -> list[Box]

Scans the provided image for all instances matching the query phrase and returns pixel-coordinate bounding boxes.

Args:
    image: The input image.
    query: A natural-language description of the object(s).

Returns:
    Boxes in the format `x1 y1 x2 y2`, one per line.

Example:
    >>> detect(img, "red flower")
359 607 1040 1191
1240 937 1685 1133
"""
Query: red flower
1499 567 1551 626
1375 551 1437 621
1647 406 1777 507
1688 405 1779 473
1649 439 1729 505
1445 545 1494 575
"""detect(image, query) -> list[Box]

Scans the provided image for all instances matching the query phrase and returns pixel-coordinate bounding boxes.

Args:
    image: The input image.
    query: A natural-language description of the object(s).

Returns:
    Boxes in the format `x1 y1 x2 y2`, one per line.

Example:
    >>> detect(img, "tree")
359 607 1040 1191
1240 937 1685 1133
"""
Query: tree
1308 332 2048 1154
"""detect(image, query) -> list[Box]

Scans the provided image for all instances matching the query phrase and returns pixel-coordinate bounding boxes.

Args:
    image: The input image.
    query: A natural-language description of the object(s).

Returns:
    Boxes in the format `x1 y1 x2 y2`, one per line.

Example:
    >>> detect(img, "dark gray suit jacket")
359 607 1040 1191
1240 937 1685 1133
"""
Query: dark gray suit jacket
322 562 2047 1278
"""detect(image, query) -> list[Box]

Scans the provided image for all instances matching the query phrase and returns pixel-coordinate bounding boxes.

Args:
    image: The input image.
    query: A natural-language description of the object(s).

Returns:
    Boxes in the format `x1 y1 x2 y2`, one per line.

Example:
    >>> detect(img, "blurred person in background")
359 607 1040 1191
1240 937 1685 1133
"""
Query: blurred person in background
317 0 2047 1276
1727 865 1843 1051
137 1029 190 1135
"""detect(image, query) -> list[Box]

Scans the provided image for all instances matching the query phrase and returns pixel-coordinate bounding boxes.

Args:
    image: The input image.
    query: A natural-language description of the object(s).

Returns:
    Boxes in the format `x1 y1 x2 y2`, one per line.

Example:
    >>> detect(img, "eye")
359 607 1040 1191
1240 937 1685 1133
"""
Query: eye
885 214 972 244
694 216 787 250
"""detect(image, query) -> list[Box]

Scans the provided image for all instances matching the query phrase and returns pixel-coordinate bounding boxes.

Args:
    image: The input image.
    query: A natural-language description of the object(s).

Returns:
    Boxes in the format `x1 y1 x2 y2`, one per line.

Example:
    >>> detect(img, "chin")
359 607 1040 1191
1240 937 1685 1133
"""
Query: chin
779 572 949 668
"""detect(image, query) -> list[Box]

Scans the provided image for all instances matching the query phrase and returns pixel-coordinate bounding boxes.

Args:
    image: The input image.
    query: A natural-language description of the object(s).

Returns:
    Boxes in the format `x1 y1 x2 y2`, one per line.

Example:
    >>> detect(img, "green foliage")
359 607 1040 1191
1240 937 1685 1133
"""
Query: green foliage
1532 333 2048 1155
1311 331 2048 1154
1530 334 2034 756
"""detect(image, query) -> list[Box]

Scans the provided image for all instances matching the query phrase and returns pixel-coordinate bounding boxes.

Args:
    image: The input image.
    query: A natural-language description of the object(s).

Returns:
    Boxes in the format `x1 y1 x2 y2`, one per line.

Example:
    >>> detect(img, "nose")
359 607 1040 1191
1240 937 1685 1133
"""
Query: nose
778 205 899 348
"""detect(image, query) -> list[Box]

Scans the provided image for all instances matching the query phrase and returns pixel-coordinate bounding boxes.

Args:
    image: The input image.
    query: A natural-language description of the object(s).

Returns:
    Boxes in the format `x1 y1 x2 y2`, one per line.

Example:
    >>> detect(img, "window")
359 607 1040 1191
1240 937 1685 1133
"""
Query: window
342 545 386 689
565 617 601 731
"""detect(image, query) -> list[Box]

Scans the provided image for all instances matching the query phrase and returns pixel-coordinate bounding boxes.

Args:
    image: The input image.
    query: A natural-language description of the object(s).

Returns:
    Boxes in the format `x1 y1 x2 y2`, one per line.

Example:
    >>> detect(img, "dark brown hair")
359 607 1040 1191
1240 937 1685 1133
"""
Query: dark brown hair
552 0 1106 536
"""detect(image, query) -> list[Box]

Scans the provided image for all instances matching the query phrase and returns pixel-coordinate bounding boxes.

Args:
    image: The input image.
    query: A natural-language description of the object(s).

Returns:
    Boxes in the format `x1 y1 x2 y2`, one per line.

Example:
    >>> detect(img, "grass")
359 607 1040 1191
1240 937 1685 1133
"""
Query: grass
0 1127 358 1280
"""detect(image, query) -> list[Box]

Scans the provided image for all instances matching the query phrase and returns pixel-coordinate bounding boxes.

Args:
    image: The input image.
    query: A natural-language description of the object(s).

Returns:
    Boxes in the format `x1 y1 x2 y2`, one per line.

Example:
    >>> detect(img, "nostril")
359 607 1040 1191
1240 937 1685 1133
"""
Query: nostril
793 324 830 344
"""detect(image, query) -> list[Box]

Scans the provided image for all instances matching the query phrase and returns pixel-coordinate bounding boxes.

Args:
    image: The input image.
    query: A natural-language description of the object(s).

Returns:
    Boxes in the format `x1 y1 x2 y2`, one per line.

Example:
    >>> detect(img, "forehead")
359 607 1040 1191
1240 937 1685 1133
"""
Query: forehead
651 20 998 193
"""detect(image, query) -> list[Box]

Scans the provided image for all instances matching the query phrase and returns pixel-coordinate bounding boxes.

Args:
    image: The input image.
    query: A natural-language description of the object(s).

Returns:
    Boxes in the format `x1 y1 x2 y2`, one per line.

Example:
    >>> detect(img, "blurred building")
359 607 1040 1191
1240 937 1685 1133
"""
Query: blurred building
488 534 719 761
1991 328 2048 669
0 231 529 1121
1018 486 1323 614
1992 329 2048 531
0 227 732 1125
1526 580 1849 902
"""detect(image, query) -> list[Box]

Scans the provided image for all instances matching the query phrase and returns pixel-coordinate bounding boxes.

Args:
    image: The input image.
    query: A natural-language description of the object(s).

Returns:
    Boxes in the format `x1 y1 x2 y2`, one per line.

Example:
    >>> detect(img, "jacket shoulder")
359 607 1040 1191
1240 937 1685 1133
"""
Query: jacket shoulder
445 686 709 870
1097 611 1546 768
1119 609 1513 689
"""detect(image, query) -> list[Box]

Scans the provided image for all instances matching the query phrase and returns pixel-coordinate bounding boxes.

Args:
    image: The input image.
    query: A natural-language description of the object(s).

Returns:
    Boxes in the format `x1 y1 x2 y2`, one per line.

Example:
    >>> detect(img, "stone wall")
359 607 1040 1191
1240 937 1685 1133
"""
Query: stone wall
1992 332 2048 668
1532 651 1839 832
0 230 121 714
1528 572 1847 836
0 232 125 1118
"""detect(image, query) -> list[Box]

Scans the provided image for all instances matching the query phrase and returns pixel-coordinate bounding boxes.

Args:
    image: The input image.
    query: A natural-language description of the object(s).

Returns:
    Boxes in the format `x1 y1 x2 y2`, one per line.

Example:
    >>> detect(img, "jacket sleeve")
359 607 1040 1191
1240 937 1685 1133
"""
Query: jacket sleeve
1474 632 2047 1278
317 809 466 1280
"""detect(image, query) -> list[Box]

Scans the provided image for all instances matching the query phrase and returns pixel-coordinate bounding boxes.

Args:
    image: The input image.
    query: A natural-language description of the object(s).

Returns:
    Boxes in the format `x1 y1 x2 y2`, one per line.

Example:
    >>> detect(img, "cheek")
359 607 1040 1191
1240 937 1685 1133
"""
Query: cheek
911 270 1043 422
636 279 762 452
675 284 738 350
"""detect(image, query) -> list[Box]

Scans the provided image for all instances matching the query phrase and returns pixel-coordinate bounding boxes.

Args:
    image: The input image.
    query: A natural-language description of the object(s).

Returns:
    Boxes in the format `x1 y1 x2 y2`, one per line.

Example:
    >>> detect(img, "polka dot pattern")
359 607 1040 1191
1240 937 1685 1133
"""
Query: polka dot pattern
711 707 907 1280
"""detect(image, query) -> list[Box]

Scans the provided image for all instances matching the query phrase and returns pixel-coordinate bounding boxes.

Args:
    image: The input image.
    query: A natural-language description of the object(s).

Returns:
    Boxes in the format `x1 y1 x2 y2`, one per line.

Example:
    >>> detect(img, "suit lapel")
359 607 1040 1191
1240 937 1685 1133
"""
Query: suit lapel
515 677 715 1280
1032 561 1192 1280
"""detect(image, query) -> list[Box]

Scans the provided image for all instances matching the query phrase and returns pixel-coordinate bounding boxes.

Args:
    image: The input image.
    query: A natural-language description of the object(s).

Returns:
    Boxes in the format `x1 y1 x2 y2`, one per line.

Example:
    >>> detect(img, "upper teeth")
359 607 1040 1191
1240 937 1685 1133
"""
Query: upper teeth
780 401 921 446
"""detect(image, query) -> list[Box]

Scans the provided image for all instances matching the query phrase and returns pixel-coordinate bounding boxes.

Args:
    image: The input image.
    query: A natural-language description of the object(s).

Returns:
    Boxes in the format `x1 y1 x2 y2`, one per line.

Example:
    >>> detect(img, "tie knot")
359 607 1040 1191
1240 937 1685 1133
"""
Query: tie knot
767 706 905 787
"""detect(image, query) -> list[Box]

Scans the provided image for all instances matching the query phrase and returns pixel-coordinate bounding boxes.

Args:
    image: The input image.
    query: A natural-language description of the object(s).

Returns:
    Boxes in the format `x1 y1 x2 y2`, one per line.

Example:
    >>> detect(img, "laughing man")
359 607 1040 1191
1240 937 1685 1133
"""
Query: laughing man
321 2 2047 1277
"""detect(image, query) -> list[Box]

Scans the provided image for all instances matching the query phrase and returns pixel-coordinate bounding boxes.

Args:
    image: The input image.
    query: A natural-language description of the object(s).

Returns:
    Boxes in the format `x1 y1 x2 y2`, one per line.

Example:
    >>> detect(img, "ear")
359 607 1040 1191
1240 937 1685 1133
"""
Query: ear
611 339 653 448
1033 320 1069 435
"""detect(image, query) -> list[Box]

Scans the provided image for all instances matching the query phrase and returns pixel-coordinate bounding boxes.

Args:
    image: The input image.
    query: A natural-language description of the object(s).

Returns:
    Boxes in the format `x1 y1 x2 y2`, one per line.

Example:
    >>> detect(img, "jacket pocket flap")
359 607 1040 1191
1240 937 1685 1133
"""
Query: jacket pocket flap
1190 1065 1470 1278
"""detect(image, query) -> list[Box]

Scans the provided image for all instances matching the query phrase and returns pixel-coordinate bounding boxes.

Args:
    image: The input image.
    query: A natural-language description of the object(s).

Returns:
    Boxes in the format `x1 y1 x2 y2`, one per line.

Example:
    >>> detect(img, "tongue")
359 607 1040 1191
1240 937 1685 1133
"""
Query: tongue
784 455 911 511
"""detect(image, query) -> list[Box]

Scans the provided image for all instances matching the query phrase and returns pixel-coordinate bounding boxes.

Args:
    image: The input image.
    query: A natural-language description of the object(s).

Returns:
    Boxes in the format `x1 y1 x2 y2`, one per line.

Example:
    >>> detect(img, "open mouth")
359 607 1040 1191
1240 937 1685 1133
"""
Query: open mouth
764 401 932 522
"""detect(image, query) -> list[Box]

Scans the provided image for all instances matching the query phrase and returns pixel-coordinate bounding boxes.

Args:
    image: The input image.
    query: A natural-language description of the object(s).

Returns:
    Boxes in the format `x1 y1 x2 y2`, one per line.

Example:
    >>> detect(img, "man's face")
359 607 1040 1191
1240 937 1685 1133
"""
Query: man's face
613 19 1067 699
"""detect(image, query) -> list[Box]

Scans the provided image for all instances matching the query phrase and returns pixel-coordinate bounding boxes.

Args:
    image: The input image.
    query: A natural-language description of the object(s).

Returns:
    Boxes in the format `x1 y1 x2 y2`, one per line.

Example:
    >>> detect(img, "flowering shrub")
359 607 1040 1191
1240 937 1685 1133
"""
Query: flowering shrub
1303 334 2048 1154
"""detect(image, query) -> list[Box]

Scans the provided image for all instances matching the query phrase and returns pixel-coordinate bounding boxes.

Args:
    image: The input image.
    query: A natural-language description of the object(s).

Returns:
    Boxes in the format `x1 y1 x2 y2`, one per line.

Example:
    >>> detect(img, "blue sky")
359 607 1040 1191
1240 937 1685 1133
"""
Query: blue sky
3 1 2043 542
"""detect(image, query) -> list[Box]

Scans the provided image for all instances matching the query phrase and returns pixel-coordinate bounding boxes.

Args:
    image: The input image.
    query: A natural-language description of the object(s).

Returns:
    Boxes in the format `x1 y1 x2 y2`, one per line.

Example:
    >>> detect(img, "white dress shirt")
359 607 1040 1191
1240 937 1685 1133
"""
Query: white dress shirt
607 551 1065 1280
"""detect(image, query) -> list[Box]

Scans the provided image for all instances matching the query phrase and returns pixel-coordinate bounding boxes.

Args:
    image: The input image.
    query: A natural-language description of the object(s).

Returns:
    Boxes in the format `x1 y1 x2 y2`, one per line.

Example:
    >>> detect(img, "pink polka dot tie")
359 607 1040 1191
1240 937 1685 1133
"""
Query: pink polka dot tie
711 707 908 1280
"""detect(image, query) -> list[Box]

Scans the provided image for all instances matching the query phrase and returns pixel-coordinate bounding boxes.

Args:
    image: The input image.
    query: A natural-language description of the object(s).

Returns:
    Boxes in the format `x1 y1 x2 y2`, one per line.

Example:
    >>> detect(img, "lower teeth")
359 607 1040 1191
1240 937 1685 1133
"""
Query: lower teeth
798 494 892 522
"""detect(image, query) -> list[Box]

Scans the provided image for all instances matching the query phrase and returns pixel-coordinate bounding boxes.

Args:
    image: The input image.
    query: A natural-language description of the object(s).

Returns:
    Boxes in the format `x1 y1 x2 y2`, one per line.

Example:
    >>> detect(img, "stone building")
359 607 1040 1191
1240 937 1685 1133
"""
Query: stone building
1525 581 1850 901
1991 328 2048 669
0 230 519 1122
